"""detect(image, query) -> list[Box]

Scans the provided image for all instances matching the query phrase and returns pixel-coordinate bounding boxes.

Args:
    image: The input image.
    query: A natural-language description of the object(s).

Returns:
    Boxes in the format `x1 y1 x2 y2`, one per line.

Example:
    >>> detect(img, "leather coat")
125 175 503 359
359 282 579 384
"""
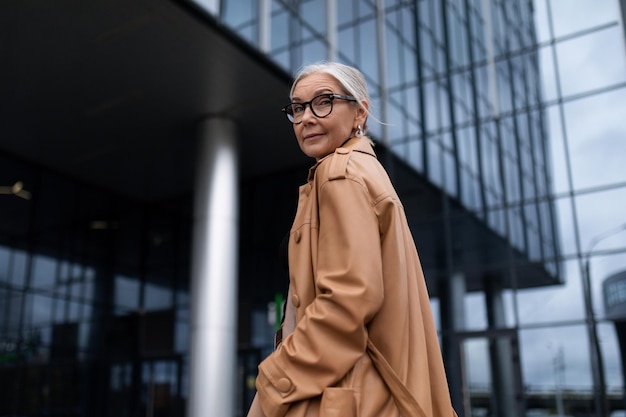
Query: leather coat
254 138 456 417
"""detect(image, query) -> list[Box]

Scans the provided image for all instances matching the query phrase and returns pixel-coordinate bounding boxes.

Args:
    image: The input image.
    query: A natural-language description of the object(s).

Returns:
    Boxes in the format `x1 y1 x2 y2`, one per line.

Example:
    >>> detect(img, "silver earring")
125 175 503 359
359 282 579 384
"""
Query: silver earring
356 125 364 138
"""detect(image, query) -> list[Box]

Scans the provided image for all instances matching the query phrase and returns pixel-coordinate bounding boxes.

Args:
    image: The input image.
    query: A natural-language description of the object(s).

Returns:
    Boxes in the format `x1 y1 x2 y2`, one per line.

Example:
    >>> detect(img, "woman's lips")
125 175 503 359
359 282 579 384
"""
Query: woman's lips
304 133 323 140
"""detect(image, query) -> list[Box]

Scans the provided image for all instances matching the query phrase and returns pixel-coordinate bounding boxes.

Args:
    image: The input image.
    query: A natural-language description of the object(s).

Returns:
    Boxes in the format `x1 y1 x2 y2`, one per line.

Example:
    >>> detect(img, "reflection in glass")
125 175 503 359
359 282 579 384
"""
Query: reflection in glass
115 275 140 313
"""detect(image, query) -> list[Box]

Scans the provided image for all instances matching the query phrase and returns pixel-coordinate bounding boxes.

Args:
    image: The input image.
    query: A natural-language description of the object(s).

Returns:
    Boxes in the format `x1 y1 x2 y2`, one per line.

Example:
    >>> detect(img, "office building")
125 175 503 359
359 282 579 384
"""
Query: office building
1 1 625 416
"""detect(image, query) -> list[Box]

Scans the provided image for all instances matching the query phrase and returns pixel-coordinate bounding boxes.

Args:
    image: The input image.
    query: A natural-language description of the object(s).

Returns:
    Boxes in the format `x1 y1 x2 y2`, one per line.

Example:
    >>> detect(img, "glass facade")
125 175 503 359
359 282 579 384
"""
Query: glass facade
0 154 299 416
2 0 626 416
210 0 626 415
0 156 192 416
219 0 561 278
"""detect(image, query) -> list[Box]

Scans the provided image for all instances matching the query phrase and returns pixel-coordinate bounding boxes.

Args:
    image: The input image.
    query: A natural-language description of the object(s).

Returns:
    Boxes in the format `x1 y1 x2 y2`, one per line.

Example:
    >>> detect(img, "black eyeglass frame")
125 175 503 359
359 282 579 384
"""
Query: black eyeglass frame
281 93 357 124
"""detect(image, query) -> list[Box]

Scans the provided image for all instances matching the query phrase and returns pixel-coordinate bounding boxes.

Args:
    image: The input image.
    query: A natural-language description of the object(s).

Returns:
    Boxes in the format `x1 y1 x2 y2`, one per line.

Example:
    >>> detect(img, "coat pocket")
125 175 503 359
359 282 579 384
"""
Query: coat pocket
320 387 356 417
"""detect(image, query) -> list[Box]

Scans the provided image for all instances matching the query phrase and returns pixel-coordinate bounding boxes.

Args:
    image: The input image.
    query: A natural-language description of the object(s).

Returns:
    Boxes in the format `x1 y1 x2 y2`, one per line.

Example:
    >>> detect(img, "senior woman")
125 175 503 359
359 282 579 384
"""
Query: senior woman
247 62 456 417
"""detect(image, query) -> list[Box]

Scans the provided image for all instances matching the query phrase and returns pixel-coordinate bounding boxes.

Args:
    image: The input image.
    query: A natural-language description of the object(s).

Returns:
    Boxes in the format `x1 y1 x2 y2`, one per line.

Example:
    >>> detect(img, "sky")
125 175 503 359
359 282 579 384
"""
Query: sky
459 0 626 392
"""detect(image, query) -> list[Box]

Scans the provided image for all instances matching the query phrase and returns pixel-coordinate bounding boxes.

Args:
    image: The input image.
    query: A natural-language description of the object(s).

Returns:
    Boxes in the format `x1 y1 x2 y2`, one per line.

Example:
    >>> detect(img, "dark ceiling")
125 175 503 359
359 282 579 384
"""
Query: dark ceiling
0 0 308 204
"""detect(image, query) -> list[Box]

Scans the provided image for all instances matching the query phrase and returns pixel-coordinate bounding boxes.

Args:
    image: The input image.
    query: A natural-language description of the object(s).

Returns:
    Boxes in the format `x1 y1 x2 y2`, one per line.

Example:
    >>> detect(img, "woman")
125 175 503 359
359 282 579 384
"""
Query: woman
248 62 456 417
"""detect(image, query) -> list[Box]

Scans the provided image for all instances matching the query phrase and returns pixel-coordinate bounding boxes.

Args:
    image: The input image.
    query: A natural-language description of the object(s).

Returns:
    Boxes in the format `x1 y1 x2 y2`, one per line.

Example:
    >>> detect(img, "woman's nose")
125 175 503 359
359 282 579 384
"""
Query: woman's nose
300 104 316 122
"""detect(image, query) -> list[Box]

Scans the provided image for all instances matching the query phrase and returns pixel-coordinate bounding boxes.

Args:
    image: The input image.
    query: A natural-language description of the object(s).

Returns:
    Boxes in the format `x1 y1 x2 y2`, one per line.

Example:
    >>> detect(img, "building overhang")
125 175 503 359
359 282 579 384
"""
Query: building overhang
1 0 307 202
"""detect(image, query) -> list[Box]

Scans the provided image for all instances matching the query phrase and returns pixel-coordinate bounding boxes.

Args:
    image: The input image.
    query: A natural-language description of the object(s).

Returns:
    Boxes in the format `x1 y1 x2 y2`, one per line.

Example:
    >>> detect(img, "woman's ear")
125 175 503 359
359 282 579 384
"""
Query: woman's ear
356 99 369 125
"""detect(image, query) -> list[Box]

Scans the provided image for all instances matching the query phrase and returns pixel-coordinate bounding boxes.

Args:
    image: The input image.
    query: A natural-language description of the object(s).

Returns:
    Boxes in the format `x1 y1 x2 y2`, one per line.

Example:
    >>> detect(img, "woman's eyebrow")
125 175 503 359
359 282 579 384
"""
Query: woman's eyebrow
292 88 334 102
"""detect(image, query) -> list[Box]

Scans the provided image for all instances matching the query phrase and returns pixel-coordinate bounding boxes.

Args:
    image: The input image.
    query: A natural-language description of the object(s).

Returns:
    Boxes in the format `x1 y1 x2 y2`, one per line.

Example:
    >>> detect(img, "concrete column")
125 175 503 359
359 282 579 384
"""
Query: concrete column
485 278 518 417
620 0 626 51
375 0 389 144
440 271 466 416
326 0 337 61
259 0 271 53
188 117 239 417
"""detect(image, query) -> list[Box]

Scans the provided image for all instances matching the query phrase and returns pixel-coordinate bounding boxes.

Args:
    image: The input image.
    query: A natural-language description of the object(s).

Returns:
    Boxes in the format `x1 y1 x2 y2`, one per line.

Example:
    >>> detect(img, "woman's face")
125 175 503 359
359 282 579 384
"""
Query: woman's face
290 72 367 160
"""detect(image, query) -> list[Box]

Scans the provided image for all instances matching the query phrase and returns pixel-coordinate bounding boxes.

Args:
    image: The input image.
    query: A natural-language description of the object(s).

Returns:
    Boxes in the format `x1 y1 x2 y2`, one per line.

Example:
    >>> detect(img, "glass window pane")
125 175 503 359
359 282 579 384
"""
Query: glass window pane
301 39 327 66
358 20 379 81
465 292 486 331
338 26 356 63
337 0 355 26
576 188 626 259
31 255 56 290
427 137 443 188
463 338 491 392
115 275 140 313
539 45 558 101
270 9 289 51
545 105 569 194
531 0 551 43
301 0 326 32
565 88 626 190
554 196 577 257
520 324 592 392
222 0 255 27
144 283 172 311
407 138 423 173
54 298 66 323
175 308 189 354
549 0 621 38
32 293 54 327
0 246 10 285
443 148 457 197
518 259 585 324
556 27 626 97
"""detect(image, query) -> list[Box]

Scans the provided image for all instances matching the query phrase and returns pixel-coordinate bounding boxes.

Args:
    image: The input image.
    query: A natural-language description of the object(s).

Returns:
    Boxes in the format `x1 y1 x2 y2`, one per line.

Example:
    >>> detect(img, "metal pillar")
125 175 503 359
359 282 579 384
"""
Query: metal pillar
485 278 518 417
188 117 239 417
440 271 467 416
375 0 389 144
581 223 626 417
583 257 608 417
259 0 271 53
620 0 626 51
326 0 337 61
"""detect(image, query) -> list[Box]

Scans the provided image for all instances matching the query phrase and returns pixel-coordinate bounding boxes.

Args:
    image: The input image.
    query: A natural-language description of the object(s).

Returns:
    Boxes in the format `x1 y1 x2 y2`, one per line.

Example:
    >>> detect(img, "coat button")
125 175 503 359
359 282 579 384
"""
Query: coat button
292 294 300 307
276 377 292 393
294 230 301 243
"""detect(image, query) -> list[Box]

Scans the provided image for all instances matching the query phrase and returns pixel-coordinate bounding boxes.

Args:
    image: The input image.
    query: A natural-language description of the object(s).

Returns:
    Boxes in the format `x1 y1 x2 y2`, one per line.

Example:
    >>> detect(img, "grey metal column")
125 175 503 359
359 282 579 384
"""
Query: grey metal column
375 0 389 144
259 0 271 53
485 278 517 417
440 271 466 416
326 0 338 61
620 0 626 48
188 117 239 417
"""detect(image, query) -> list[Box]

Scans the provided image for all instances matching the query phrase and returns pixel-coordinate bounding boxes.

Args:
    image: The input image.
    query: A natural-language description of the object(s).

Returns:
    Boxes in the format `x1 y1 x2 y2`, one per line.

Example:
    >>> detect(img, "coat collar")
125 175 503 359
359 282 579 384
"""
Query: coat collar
307 137 376 182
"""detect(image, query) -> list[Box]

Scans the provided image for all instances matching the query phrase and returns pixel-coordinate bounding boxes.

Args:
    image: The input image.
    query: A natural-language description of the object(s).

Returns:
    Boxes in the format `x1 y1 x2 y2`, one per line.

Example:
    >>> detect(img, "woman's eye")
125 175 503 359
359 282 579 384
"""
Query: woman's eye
317 98 331 106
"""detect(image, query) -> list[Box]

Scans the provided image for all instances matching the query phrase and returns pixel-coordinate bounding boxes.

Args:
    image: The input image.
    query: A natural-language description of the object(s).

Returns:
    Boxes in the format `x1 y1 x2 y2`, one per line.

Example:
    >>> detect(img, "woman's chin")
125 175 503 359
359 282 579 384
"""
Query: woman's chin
299 141 329 160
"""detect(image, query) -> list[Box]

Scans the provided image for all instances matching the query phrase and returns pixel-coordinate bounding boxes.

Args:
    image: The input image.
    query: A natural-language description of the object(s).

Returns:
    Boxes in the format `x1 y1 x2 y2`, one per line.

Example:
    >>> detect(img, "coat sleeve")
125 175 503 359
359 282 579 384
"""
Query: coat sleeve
255 173 385 417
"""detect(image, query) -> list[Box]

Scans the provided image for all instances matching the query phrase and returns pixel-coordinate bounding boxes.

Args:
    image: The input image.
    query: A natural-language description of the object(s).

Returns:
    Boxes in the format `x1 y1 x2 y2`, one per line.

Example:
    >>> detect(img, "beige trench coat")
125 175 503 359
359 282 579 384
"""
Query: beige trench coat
250 138 456 417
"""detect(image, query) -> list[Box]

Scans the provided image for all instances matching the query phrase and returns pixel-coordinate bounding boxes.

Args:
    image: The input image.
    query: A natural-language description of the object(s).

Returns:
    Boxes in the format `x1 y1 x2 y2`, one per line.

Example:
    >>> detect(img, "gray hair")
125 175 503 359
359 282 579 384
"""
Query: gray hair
290 61 372 133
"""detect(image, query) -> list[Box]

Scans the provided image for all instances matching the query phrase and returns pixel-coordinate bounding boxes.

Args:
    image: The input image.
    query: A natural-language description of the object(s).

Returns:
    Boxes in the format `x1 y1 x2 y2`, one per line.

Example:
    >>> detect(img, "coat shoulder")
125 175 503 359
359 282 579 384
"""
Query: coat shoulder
316 144 382 182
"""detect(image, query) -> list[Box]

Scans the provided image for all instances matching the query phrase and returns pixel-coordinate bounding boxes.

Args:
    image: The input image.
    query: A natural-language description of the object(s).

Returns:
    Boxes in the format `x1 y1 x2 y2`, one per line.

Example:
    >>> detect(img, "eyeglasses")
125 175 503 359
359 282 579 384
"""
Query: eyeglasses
281 93 357 124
